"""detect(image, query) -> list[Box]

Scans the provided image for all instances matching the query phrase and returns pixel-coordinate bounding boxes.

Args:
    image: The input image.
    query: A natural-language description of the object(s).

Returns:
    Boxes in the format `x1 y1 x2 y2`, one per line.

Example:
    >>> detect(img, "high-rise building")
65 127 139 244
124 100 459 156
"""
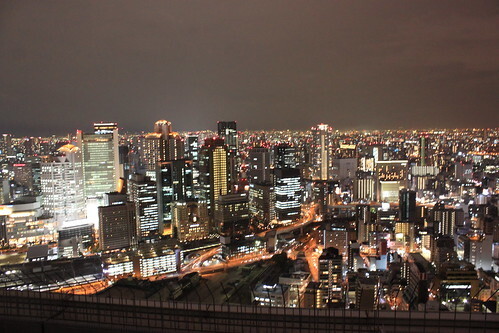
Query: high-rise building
198 138 231 219
430 203 464 236
273 144 297 169
356 276 379 310
156 159 193 235
249 183 274 227
354 171 376 202
98 201 136 251
248 147 271 184
311 124 333 180
40 144 86 226
217 121 238 152
171 200 209 242
214 193 250 236
128 174 160 241
272 168 302 225
399 189 416 222
77 123 120 198
318 247 343 307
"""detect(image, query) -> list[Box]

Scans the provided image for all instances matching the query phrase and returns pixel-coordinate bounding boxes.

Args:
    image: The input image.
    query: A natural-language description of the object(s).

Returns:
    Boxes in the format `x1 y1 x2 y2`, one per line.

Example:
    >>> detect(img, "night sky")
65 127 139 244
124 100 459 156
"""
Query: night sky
1 1 498 136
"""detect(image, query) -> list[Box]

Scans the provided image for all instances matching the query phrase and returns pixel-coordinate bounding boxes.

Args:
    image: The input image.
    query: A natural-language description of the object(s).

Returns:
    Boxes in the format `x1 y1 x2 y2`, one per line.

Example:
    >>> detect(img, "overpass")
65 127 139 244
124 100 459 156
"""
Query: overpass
0 289 497 332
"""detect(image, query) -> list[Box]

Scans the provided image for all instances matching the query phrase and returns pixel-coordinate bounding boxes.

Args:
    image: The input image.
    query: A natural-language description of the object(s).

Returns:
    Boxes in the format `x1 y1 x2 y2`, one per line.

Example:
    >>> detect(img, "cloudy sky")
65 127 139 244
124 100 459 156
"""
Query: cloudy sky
1 1 498 135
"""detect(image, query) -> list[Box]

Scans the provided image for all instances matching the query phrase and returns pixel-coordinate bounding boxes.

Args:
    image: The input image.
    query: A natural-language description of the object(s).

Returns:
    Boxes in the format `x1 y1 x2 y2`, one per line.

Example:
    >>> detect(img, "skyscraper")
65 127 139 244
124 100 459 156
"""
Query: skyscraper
217 121 238 152
248 147 271 184
399 189 416 222
273 144 297 169
214 193 250 236
311 124 333 180
77 123 120 198
40 144 86 226
272 168 302 225
156 159 193 235
198 138 231 220
98 201 136 251
128 174 160 240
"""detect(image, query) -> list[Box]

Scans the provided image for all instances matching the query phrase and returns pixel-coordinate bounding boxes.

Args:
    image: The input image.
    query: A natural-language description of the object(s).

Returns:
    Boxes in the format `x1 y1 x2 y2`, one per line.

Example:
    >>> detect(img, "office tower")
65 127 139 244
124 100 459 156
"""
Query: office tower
318 247 343 307
274 144 297 169
142 132 165 177
156 159 193 235
436 261 479 309
354 171 376 201
430 203 464 236
457 233 493 270
58 223 94 258
98 201 136 251
128 174 160 241
217 121 238 152
171 200 209 242
13 163 35 193
395 221 415 250
185 134 200 194
376 160 408 202
249 183 274 227
198 138 231 218
118 145 131 184
272 168 302 225
248 147 271 184
399 189 416 222
40 144 86 226
214 193 250 236
77 123 120 198
311 124 333 180
166 132 185 161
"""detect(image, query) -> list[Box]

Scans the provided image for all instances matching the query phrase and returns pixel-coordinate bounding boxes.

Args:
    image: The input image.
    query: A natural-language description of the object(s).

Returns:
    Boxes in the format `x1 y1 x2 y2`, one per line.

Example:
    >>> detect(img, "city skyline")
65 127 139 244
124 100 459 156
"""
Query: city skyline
1 1 498 136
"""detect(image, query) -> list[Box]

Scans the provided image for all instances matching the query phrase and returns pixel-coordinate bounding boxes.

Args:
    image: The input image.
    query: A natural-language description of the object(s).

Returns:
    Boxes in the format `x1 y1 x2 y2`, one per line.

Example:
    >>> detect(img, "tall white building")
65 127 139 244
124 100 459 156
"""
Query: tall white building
311 124 333 180
40 144 86 226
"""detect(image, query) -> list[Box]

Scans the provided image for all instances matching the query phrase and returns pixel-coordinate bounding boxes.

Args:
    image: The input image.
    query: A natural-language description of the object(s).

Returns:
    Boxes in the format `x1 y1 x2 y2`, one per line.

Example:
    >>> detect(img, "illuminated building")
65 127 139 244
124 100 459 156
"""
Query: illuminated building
217 121 238 152
185 134 200 194
272 168 302 225
77 123 120 198
419 136 430 166
58 222 94 258
134 248 181 278
278 272 311 308
214 193 250 236
274 144 297 169
156 159 193 235
40 144 86 225
198 138 230 222
318 223 348 258
0 196 56 247
128 174 160 240
433 261 479 310
252 283 290 307
249 182 274 227
430 203 464 236
354 171 376 201
318 247 343 307
248 147 271 184
311 124 332 180
454 161 473 182
395 221 415 250
457 233 493 270
171 200 209 242
0 134 13 160
98 201 136 251
376 160 408 202
13 162 39 194
356 204 373 243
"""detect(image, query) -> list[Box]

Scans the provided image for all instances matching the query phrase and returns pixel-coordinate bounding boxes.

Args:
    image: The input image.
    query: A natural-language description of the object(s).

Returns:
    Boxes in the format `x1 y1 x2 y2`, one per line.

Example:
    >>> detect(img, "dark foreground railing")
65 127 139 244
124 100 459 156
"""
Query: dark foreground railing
0 289 497 332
